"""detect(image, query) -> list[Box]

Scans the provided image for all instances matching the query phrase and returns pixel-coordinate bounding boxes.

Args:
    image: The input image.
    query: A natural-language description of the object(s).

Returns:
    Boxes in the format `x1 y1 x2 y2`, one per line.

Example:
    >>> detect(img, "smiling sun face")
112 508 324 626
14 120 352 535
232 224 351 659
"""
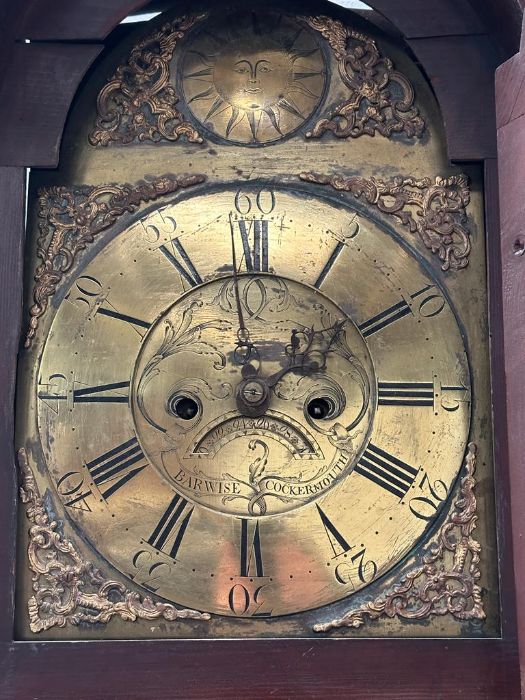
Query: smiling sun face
180 13 327 144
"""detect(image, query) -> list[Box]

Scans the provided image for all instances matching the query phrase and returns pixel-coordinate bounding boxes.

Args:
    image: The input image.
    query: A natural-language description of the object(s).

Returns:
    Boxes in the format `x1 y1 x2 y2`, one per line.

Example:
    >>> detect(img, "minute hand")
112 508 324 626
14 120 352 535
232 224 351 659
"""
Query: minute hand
229 213 258 366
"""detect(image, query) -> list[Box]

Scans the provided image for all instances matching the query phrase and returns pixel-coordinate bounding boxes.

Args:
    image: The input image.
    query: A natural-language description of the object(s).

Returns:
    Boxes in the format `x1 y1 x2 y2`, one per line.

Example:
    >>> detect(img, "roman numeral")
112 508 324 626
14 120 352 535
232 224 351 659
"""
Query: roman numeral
378 381 434 406
358 285 442 338
314 241 346 288
316 505 352 558
358 298 412 338
64 437 148 507
159 237 202 287
96 305 151 333
147 494 194 560
73 381 129 403
237 219 269 272
86 437 148 499
355 443 419 499
239 518 264 577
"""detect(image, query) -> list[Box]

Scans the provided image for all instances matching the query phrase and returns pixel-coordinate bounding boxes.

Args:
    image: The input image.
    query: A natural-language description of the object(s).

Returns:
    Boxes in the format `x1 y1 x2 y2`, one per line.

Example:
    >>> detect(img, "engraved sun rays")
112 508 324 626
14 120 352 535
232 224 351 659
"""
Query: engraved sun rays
181 14 327 144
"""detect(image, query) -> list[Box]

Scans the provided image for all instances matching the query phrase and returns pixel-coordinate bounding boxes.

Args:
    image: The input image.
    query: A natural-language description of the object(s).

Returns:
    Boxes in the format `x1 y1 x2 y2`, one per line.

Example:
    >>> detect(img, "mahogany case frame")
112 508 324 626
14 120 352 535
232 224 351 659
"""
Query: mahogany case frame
0 0 524 697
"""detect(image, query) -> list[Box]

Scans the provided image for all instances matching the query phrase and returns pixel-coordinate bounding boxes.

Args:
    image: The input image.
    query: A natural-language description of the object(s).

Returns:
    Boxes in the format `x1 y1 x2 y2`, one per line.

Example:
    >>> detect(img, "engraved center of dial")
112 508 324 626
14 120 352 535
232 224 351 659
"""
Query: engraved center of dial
131 275 377 517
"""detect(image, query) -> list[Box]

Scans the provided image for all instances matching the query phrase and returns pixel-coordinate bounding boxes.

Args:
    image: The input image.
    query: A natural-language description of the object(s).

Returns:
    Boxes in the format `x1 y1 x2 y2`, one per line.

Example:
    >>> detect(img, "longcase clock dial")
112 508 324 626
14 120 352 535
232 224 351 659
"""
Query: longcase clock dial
35 185 471 617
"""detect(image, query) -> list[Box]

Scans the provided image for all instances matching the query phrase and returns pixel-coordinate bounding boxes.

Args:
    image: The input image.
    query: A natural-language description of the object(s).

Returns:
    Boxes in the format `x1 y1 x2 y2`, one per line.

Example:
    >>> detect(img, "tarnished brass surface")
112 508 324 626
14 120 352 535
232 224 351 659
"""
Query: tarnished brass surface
18 448 210 632
15 2 498 639
34 185 470 617
314 443 484 632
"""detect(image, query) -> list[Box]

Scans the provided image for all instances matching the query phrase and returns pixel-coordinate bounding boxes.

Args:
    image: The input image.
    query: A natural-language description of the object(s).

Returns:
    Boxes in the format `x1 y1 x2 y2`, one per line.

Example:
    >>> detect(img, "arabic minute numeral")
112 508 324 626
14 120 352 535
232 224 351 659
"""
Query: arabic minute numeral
66 275 151 334
409 471 448 520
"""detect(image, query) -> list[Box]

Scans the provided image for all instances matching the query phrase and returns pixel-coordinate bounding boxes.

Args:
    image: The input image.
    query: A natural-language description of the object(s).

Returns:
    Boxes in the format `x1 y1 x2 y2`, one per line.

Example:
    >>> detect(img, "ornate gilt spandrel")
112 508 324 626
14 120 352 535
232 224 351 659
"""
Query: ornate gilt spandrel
18 448 210 633
299 171 471 271
313 443 485 633
89 14 206 147
25 174 205 348
304 15 426 140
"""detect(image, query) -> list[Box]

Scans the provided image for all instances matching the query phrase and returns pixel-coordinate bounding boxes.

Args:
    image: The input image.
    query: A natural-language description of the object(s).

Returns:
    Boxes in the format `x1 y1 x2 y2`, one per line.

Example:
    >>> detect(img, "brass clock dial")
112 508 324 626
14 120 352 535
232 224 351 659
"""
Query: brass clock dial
36 185 470 617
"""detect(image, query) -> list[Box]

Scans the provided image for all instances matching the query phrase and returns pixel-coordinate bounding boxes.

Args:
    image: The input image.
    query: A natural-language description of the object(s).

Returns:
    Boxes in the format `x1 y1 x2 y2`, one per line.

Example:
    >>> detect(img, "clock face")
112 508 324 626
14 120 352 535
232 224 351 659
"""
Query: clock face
36 184 470 617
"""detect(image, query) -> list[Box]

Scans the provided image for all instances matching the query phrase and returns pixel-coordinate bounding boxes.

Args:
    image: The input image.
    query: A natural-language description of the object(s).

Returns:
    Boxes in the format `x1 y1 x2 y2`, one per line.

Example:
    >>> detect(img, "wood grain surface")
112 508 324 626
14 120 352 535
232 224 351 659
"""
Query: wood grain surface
497 45 525 693
0 168 25 644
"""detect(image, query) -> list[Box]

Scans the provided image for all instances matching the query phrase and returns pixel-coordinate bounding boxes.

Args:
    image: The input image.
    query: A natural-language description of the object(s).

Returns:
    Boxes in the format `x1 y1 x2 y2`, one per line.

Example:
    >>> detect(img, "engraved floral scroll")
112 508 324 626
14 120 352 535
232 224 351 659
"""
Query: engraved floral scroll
300 171 471 271
25 174 205 348
89 14 206 147
305 15 425 140
313 443 484 632
18 449 210 633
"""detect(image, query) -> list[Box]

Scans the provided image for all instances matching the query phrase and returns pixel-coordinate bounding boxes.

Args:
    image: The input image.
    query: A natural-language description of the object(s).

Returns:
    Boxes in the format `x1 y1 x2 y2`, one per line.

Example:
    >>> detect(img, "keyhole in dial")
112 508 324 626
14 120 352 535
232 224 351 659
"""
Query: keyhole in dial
307 397 334 420
169 395 200 420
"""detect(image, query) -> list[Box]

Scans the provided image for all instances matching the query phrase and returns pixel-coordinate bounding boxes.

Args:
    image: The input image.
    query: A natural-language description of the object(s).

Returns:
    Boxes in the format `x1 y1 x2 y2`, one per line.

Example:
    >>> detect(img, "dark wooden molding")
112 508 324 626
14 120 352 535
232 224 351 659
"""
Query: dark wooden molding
366 0 486 38
496 44 525 682
0 43 102 168
11 0 149 41
0 638 521 699
407 35 499 161
0 168 25 643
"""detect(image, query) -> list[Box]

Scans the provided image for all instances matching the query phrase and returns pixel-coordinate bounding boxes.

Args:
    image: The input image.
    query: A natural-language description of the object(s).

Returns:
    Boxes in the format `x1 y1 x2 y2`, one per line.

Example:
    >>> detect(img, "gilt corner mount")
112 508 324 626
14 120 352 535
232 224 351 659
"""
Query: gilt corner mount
314 443 484 632
25 174 206 349
18 448 210 633
88 14 207 147
304 15 426 140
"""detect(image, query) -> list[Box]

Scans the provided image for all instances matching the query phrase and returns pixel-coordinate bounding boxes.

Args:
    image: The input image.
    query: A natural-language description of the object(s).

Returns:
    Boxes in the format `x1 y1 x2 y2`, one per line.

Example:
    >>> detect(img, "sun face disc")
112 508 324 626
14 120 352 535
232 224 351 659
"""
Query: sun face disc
180 11 327 144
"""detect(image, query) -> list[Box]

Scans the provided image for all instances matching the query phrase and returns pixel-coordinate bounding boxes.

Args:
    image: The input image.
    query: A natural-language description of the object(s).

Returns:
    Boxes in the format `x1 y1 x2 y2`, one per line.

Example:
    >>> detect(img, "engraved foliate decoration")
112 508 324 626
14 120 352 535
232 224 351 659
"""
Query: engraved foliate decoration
18 449 210 633
131 275 376 516
180 11 327 145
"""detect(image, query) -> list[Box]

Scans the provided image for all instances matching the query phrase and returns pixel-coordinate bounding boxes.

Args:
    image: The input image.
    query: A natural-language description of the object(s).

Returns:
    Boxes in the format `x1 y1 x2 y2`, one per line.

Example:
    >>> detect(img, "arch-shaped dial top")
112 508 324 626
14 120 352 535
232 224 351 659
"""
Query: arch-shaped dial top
36 185 471 617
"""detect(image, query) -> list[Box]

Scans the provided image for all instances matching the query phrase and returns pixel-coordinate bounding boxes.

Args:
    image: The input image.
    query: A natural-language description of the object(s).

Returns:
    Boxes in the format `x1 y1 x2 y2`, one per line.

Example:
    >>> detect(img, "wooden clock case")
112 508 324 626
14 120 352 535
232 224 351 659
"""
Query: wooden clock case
0 0 524 697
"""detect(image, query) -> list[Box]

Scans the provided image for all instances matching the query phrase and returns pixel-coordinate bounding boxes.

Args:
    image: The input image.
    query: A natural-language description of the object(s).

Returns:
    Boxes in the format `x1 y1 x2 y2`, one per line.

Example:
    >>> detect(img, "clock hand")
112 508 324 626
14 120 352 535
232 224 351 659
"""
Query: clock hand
236 320 347 416
229 212 259 367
